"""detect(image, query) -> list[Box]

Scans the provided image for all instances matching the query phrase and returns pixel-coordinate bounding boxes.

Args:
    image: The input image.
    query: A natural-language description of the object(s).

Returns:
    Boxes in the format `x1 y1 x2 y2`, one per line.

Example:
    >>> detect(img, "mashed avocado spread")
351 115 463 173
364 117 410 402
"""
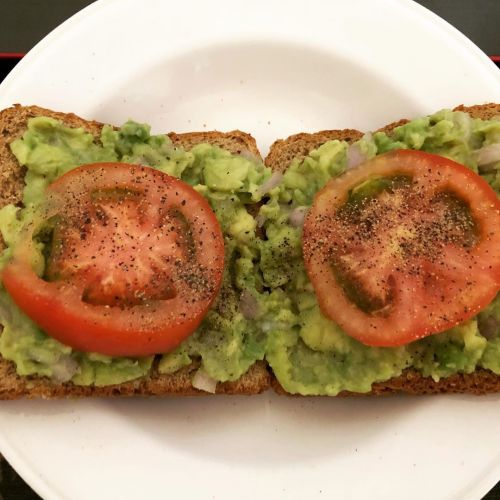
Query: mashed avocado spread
0 109 499 393
0 116 278 386
260 109 500 395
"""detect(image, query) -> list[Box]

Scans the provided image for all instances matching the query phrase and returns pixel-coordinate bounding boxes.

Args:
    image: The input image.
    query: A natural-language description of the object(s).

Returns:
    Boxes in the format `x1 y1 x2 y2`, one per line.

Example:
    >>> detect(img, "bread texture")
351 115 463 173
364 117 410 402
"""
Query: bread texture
266 103 500 396
0 104 269 398
264 129 363 171
1 103 499 398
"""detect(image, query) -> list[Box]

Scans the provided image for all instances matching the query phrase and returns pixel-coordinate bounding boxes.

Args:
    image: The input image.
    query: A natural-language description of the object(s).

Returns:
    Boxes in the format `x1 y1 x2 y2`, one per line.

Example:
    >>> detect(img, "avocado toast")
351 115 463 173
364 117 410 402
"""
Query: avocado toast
262 103 500 396
0 104 499 398
0 104 272 398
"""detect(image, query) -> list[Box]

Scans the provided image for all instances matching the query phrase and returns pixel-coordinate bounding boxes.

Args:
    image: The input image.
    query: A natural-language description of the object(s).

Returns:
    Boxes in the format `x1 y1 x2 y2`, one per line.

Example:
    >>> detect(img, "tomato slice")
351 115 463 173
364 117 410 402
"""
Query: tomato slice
303 150 500 347
2 163 225 356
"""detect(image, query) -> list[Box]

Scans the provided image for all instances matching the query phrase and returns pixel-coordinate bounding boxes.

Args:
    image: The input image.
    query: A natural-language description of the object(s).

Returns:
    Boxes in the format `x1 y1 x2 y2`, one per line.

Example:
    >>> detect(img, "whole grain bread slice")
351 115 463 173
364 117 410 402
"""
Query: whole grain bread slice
266 103 500 396
0 104 269 399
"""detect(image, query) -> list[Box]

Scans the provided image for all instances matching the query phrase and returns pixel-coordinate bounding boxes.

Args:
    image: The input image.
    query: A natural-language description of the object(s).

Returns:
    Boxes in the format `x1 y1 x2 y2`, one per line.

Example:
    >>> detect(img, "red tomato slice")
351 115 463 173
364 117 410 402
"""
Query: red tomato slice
303 150 500 347
2 163 224 356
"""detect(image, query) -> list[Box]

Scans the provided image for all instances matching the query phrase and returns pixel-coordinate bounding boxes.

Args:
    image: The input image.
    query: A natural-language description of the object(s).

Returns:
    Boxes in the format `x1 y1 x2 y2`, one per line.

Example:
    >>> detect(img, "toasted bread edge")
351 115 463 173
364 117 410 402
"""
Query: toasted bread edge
0 104 269 398
266 103 500 396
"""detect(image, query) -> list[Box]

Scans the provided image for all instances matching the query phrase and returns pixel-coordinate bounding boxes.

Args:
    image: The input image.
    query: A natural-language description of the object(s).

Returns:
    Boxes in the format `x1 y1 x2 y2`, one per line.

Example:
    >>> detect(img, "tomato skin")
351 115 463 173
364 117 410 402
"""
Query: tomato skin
303 150 500 347
2 260 206 356
2 163 225 356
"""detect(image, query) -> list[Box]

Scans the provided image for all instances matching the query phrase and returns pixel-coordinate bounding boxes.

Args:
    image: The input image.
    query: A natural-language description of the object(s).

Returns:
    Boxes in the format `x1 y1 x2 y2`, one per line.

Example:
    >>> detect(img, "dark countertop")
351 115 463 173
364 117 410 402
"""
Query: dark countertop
0 0 499 56
0 1 499 499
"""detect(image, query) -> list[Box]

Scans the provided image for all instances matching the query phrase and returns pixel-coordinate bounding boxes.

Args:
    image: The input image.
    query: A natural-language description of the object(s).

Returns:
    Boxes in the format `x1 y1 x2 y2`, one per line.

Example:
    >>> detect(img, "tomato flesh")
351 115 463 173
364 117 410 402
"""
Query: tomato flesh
46 189 185 307
2 163 225 356
303 150 500 347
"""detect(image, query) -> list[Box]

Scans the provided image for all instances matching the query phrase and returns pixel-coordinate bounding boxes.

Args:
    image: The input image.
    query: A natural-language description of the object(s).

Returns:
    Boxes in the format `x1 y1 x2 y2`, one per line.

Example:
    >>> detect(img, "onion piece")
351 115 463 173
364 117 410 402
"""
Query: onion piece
239 289 261 319
261 321 273 333
346 143 367 170
51 357 80 383
478 316 499 340
453 112 472 142
475 143 500 166
255 213 266 227
240 149 262 164
0 301 12 324
288 206 308 227
257 171 283 196
192 368 217 394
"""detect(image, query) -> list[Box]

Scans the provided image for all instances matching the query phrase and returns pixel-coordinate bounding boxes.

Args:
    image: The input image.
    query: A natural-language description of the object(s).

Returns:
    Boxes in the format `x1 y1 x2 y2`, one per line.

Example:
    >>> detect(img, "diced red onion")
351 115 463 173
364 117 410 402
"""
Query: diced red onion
454 112 472 141
239 289 261 319
347 143 367 170
240 149 262 164
0 302 12 324
255 214 266 227
478 316 499 340
51 357 80 383
261 321 273 333
475 144 500 166
257 172 283 196
192 368 217 394
288 206 308 227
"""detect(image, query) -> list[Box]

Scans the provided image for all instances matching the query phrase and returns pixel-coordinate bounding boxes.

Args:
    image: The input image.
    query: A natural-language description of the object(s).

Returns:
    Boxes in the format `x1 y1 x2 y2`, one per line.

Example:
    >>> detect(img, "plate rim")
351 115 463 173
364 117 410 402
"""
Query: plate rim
0 1 499 499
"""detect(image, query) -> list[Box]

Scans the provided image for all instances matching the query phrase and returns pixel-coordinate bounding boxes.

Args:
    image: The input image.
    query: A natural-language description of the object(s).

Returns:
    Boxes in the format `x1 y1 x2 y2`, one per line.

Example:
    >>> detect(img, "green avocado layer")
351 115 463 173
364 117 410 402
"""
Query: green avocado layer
0 109 499 394
0 117 277 386
259 109 500 395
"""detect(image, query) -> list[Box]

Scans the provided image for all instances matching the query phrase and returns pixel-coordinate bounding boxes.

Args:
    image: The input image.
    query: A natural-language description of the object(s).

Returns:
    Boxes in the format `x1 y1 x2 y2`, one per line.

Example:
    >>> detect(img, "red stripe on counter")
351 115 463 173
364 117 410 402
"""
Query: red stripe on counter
0 53 26 58
0 52 498 62
0 52 500 62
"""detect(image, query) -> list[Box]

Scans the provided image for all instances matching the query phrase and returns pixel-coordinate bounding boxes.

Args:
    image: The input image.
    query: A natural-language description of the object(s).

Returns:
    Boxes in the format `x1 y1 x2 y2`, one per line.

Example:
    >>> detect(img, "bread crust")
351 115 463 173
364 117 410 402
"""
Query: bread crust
266 103 500 396
0 104 269 398
0 358 270 400
1 103 499 398
265 129 363 171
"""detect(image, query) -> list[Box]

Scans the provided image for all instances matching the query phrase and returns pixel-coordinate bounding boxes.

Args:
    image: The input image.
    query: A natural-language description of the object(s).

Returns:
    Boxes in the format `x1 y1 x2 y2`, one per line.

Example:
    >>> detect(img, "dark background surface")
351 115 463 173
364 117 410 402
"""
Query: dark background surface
0 0 499 56
0 1 499 499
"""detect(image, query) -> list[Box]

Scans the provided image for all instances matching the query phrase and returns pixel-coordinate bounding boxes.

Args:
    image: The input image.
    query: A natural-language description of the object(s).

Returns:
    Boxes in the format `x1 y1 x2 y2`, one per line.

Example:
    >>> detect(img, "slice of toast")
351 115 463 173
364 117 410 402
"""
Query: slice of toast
0 104 270 398
266 103 500 396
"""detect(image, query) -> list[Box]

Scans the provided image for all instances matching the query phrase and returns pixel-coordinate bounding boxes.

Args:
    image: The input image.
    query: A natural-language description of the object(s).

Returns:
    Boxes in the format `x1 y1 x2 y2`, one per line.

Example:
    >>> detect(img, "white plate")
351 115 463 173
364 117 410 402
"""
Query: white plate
0 1 499 499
